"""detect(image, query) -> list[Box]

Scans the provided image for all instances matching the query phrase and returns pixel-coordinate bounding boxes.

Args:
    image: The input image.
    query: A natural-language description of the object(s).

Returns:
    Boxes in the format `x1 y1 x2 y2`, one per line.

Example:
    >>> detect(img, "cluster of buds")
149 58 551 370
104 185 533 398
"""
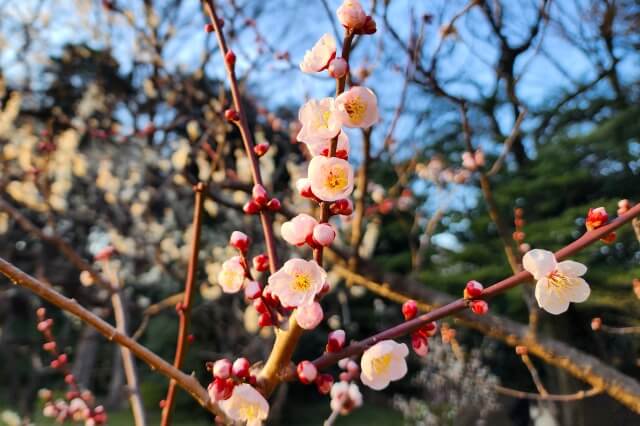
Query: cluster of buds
513 208 530 253
585 206 616 244
206 357 256 402
296 360 332 394
461 148 485 171
37 308 106 425
463 280 489 315
401 300 437 357
281 213 337 248
243 184 281 214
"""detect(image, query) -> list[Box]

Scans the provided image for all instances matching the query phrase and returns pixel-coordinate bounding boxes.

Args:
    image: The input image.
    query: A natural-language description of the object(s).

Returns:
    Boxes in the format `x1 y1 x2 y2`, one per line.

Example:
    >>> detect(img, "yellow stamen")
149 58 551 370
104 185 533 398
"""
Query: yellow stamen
371 353 392 375
344 96 366 124
314 110 332 130
292 273 311 292
239 402 260 420
324 167 347 192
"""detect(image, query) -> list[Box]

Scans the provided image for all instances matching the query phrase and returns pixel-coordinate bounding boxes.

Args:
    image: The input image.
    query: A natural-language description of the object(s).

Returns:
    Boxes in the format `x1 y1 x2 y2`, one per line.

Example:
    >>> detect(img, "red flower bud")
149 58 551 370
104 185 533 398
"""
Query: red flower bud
252 184 269 206
465 280 484 298
224 108 240 122
204 23 214 33
326 329 346 353
229 231 250 253
586 207 608 231
402 300 418 320
296 360 318 384
243 200 261 215
232 357 250 378
208 378 234 401
213 358 232 380
258 312 273 327
252 254 269 272
253 298 269 314
254 143 270 157
411 333 429 357
266 198 281 212
225 50 236 67
470 299 489 315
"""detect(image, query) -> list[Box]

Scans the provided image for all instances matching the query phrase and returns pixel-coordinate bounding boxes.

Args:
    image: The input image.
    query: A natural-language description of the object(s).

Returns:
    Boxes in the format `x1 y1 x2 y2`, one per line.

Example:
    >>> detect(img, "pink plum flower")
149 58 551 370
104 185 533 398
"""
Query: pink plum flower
335 86 379 128
266 259 327 308
313 223 336 247
308 156 354 202
336 0 367 30
296 301 324 329
281 213 318 246
330 381 363 415
297 98 342 145
219 383 269 426
217 256 246 293
300 33 336 73
360 340 409 390
523 249 590 315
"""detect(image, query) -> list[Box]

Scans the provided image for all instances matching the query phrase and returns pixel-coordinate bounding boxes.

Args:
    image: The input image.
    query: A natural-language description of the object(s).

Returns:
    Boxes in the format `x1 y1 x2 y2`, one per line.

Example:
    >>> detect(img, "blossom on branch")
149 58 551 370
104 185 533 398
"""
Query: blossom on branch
360 340 409 390
300 33 336 73
219 383 269 426
297 98 342 144
336 0 367 30
265 259 327 308
523 249 591 315
217 256 246 293
281 213 318 246
335 86 379 128
308 156 354 202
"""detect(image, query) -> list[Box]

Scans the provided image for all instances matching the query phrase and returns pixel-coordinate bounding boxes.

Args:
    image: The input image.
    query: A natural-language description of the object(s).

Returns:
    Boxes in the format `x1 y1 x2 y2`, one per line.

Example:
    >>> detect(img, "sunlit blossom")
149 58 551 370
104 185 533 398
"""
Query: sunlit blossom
281 213 318 246
297 98 342 145
217 256 246 294
265 259 326 308
335 86 379 128
360 340 409 390
300 33 336 73
308 156 354 202
219 384 269 426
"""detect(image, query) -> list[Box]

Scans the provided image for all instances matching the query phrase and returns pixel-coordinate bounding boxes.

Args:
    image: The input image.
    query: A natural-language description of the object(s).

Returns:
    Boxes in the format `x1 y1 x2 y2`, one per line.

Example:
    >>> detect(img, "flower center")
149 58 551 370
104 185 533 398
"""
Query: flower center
371 353 392 375
325 167 347 192
221 270 242 288
314 110 332 130
292 273 312 292
547 271 570 289
344 96 366 124
239 402 260 421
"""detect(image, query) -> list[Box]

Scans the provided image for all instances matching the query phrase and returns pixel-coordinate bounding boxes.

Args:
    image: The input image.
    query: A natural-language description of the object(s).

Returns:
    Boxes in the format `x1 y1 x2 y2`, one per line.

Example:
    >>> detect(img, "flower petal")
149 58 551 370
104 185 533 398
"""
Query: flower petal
565 277 591 303
557 260 587 277
523 249 557 280
535 278 570 315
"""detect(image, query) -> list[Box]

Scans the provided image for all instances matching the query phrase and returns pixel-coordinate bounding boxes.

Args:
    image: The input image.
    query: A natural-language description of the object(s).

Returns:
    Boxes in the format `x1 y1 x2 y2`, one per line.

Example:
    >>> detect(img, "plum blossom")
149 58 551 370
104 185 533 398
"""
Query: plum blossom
300 34 336 73
523 249 590 315
330 381 363 415
360 340 409 390
281 213 318 246
217 256 246 293
336 0 367 30
265 259 327 308
297 98 342 145
335 86 379 128
308 156 354 202
296 301 324 329
303 130 350 158
219 384 269 426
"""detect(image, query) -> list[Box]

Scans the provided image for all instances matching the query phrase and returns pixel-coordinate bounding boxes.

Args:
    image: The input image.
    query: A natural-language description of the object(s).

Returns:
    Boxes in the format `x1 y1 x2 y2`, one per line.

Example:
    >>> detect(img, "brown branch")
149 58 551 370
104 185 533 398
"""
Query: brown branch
310 202 640 413
487 108 528 176
132 292 185 341
495 385 603 402
161 183 206 425
0 257 223 417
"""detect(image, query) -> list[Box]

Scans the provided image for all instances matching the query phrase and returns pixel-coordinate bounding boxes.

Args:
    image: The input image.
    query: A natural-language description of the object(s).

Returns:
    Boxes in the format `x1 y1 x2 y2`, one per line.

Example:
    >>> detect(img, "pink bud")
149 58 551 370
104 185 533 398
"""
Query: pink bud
242 200 261 214
326 329 346 352
330 198 353 215
43 341 56 352
313 223 336 247
296 361 318 384
336 0 367 30
224 108 239 122
254 143 270 157
266 198 281 212
411 333 429 357
252 253 270 272
402 300 418 320
296 302 324 330
244 280 262 300
204 23 214 33
252 184 269 206
315 374 334 394
296 178 314 199
465 280 484 298
213 359 232 379
470 299 489 315
229 231 250 252
232 357 250 378
64 374 75 384
37 320 52 332
328 58 348 79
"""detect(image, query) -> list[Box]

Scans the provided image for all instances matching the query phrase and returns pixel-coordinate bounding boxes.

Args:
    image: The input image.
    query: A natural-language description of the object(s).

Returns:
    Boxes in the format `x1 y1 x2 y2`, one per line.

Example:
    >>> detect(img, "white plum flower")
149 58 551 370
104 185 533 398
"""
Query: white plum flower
265 259 327 308
297 98 342 145
308 156 354 202
219 384 269 426
360 340 409 390
335 86 379 128
217 256 246 293
523 249 591 315
300 33 337 73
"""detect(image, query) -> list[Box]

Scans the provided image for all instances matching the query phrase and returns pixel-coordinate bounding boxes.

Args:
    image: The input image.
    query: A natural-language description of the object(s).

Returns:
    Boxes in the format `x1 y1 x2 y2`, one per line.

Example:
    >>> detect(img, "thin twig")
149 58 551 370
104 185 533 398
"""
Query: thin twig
161 183 206 425
495 385 603 401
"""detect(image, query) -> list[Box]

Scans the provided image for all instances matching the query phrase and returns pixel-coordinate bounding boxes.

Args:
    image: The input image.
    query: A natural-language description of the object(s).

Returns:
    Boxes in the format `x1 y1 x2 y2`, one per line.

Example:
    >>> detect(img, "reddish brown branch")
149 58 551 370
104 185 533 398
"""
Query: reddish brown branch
161 183 206 426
